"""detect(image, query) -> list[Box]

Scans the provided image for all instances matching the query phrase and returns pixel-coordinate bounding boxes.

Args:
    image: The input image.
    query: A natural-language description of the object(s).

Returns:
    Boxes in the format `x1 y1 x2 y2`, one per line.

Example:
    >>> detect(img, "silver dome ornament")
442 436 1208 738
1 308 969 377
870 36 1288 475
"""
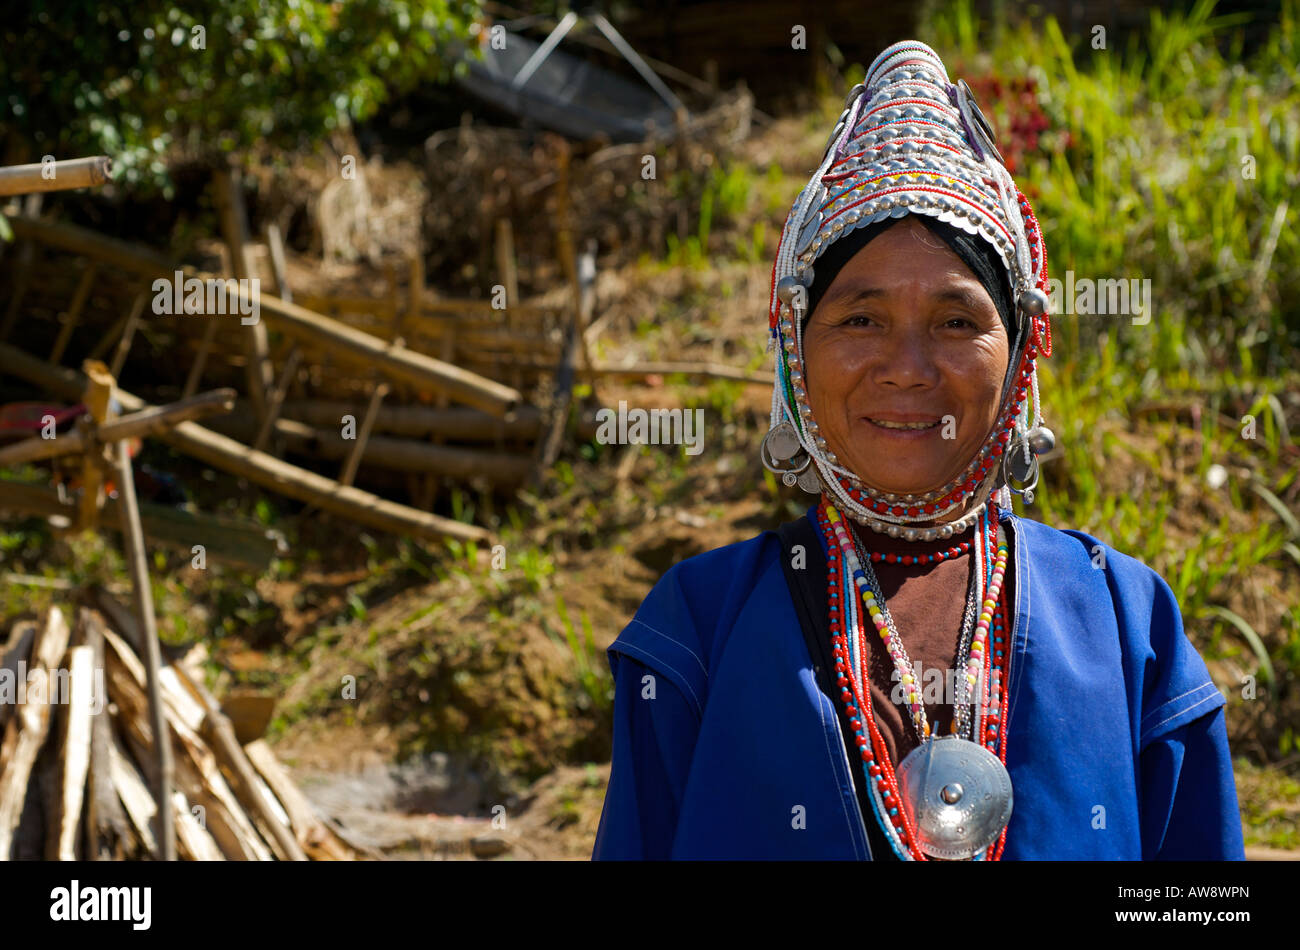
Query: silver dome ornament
896 735 1014 860
1027 425 1055 455
1018 288 1049 317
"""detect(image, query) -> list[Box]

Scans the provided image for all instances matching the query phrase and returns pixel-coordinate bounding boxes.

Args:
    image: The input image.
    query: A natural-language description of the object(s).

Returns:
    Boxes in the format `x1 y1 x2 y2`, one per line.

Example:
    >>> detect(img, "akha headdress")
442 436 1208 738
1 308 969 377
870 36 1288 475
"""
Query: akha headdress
762 41 1056 540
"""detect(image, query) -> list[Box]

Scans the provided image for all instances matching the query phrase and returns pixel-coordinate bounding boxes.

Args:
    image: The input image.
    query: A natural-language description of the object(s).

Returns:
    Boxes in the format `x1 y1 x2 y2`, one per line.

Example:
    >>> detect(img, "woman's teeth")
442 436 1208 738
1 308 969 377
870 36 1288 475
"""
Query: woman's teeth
869 419 939 430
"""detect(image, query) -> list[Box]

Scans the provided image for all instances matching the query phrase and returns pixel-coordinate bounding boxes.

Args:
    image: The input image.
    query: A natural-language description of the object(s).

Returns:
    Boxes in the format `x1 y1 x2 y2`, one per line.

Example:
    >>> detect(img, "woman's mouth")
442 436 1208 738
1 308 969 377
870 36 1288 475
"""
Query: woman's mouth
865 418 940 430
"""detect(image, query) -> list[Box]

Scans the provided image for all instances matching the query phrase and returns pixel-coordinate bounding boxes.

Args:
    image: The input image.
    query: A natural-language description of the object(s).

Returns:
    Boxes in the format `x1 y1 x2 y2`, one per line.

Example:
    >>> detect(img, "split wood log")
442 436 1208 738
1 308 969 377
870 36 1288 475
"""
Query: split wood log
79 609 133 861
0 342 491 543
158 664 306 861
108 728 160 857
0 621 36 734
100 624 269 860
171 789 225 861
0 607 71 859
47 644 94 860
0 156 113 197
244 739 377 860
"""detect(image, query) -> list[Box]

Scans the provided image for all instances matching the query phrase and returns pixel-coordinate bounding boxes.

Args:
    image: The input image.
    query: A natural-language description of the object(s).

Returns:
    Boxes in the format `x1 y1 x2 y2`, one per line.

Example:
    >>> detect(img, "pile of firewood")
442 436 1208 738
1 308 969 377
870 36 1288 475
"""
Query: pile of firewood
0 601 374 860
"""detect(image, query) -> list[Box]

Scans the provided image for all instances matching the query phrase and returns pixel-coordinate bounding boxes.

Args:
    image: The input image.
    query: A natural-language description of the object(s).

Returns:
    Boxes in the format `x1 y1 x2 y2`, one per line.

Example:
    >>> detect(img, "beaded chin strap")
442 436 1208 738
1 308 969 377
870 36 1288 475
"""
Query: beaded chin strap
762 41 1055 540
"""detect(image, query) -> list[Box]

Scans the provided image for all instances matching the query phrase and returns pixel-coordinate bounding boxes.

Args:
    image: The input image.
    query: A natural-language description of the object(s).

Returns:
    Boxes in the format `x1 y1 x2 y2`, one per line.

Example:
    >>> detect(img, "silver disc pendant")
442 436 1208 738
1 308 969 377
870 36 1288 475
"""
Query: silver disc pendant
896 735 1013 860
764 421 802 461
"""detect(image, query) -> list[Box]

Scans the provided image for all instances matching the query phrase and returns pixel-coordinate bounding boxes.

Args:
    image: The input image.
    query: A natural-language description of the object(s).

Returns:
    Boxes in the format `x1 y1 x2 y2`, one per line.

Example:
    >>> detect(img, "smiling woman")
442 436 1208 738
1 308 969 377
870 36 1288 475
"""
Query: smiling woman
592 40 1244 862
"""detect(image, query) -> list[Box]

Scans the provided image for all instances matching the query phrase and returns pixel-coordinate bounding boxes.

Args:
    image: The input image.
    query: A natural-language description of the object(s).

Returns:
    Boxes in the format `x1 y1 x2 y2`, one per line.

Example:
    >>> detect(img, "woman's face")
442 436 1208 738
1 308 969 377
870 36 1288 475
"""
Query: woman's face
802 217 1009 497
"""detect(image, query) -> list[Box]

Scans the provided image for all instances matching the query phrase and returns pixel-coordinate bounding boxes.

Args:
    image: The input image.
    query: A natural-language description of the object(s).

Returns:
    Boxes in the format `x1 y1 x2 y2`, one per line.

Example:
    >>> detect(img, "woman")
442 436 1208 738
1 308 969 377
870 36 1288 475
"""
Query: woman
591 41 1244 860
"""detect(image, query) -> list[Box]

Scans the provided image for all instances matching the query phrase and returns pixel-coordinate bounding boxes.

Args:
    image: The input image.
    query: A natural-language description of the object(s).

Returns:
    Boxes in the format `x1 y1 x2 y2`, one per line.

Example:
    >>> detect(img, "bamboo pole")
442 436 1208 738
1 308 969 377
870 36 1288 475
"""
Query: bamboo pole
0 388 236 468
252 346 301 454
0 156 113 197
278 400 543 440
212 163 273 418
48 261 99 364
339 382 388 487
182 245 232 399
208 414 533 482
107 289 149 379
110 425 176 861
77 361 114 532
0 341 492 542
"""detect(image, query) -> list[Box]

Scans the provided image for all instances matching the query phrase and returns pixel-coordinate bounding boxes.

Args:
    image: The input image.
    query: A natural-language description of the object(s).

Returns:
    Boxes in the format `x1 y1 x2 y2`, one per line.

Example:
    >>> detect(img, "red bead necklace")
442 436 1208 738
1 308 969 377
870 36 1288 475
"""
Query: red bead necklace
819 496 1013 860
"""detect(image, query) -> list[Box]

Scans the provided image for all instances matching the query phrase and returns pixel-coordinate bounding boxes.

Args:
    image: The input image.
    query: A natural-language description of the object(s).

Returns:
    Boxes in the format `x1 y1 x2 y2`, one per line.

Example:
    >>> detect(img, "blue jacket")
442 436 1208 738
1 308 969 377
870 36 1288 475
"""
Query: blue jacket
592 505 1245 860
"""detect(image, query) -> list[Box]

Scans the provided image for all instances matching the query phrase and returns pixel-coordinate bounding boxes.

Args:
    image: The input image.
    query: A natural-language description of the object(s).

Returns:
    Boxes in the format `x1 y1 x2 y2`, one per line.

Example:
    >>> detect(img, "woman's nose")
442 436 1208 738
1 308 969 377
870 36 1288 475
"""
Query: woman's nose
872 330 939 388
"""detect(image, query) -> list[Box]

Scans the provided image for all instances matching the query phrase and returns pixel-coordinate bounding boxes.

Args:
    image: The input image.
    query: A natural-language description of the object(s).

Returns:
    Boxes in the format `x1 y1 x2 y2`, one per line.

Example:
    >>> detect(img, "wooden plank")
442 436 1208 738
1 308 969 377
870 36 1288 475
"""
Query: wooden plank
0 342 493 543
77 360 115 532
0 607 71 858
252 346 301 454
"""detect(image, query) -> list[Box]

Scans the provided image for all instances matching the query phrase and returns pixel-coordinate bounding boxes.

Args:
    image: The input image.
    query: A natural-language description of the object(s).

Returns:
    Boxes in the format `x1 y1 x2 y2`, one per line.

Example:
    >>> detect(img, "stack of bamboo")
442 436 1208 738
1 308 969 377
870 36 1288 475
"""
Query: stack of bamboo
0 602 373 861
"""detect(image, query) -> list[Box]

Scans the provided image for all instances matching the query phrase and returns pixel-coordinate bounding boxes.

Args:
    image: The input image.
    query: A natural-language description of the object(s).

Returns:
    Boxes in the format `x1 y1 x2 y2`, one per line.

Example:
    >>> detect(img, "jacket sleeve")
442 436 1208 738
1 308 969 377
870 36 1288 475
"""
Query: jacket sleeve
1139 704 1245 859
1120 559 1246 860
591 650 700 860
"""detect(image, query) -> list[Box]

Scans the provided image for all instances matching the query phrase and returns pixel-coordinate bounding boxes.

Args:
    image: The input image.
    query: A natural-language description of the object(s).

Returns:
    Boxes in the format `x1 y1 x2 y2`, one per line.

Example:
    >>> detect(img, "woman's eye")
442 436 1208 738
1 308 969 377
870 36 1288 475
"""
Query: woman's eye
944 316 975 328
844 315 875 327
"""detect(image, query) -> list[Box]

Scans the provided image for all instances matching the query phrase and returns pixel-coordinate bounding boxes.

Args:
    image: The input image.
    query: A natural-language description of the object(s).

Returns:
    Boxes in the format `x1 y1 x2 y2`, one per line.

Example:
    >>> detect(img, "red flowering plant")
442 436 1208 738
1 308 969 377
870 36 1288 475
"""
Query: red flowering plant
958 72 1072 199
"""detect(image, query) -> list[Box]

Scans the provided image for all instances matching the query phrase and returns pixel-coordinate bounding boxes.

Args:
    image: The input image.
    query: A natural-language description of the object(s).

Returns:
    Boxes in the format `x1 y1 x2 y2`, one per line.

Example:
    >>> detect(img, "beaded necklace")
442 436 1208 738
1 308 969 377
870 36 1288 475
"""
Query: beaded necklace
820 496 1013 860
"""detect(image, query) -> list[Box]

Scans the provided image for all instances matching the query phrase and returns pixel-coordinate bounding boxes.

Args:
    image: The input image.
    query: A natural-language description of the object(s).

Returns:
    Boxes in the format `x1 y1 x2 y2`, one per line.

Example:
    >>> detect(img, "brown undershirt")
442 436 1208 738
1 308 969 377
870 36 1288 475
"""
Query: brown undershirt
844 514 1016 771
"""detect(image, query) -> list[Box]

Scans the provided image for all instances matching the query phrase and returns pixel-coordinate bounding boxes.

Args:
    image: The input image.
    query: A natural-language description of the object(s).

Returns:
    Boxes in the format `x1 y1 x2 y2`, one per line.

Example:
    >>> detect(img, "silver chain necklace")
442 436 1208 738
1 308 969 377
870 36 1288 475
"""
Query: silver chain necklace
848 514 986 744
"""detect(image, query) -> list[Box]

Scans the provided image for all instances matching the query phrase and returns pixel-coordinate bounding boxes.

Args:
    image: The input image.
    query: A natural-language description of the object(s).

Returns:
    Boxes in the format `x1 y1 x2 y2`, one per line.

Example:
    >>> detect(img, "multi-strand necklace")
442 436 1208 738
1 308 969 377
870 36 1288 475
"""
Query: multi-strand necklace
819 495 1014 860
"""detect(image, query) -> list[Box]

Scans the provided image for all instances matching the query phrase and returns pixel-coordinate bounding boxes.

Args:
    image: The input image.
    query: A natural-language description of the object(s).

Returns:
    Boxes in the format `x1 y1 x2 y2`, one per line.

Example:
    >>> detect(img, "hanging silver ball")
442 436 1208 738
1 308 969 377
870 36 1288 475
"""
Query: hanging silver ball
903 528 919 542
887 525 900 538
1028 425 1056 455
939 524 954 539
1018 288 1049 317
776 276 803 305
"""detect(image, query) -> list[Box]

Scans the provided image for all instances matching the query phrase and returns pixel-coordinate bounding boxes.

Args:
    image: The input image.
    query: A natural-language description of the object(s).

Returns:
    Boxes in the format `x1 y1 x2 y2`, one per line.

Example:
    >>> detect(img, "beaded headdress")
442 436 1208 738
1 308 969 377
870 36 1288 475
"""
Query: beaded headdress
763 41 1055 541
